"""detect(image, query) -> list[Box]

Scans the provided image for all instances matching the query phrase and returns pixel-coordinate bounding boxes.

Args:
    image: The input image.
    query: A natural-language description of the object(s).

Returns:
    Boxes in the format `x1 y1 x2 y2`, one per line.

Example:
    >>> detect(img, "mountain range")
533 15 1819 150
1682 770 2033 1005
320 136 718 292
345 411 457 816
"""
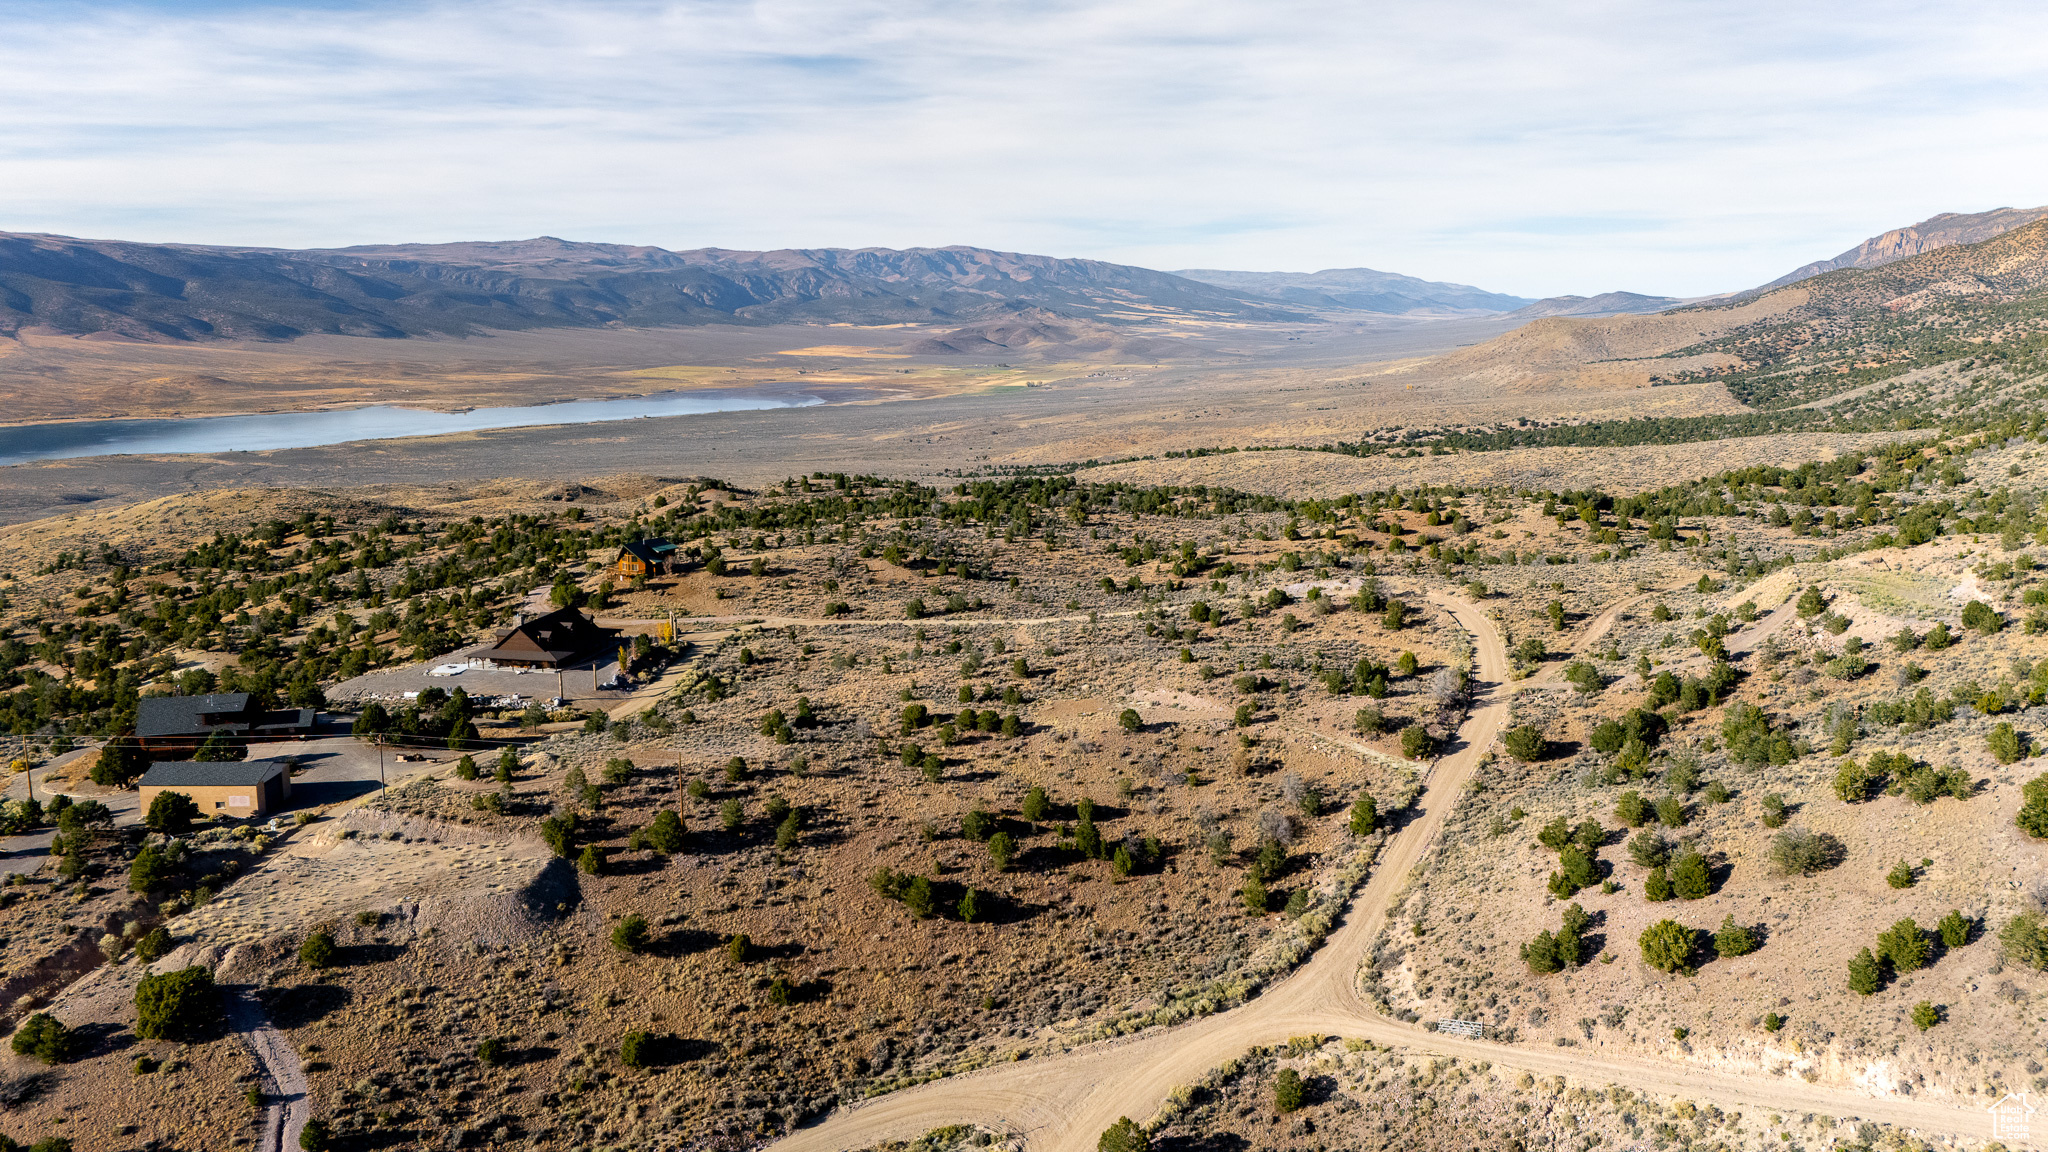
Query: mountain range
1168 266 1531 315
3 205 2045 345
0 235 1309 343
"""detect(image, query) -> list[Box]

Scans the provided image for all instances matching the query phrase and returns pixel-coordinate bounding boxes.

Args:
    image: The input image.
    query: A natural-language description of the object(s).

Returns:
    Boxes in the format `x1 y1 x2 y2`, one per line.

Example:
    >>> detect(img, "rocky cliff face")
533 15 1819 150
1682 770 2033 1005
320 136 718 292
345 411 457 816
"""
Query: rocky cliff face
1761 204 2048 289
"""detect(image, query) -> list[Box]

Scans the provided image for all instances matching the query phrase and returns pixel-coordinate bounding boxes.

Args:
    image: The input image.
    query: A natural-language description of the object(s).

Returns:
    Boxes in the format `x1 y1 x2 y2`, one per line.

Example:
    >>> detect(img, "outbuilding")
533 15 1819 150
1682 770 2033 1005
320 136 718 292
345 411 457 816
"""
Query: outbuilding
137 758 293 819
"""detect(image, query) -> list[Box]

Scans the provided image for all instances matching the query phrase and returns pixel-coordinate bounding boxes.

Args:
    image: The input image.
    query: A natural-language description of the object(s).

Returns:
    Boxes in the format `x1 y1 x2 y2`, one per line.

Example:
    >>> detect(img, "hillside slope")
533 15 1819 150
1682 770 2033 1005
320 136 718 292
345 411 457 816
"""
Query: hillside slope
1401 217 2048 404
1761 204 2048 289
0 234 1306 342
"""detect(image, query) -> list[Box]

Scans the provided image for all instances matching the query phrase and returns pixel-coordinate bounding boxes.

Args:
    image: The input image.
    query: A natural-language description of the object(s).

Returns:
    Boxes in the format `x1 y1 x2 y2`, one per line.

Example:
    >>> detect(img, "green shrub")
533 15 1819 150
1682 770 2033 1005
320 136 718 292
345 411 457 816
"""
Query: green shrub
619 1030 654 1068
145 791 200 836
1644 865 1672 902
1614 791 1650 828
1627 830 1669 869
1241 871 1269 914
1939 909 1970 948
2001 911 2048 969
1274 1067 1306 1112
639 810 686 854
134 966 223 1041
1503 725 1545 762
1878 917 1929 973
134 925 174 963
1639 920 1695 974
1760 793 1786 828
128 843 174 893
476 1036 508 1066
1963 599 2003 634
1767 827 1842 875
612 914 650 953
298 929 337 970
1348 794 1377 835
1400 727 1432 759
9 1013 78 1065
539 812 577 857
1912 1001 1941 1031
1847 947 1883 995
1098 1117 1151 1152
1887 859 1915 889
1671 852 1710 899
1990 722 2024 765
1713 915 1757 958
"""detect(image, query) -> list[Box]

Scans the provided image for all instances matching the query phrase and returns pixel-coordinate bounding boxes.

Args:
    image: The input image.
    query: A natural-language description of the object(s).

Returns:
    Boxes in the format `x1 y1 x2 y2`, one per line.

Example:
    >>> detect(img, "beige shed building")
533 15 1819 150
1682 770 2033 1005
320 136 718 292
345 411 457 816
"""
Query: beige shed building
137 758 293 819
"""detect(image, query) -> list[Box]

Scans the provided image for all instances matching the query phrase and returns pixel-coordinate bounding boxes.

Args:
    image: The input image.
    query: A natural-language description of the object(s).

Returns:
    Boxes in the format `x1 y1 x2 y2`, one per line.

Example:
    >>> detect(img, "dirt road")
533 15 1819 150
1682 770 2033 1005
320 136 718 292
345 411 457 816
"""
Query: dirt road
769 592 2001 1152
228 989 311 1152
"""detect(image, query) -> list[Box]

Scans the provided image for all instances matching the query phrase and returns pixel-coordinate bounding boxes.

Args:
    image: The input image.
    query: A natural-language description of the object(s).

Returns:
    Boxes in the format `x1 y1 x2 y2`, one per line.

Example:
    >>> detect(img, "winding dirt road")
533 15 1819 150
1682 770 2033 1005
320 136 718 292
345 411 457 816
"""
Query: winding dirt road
770 592 2004 1152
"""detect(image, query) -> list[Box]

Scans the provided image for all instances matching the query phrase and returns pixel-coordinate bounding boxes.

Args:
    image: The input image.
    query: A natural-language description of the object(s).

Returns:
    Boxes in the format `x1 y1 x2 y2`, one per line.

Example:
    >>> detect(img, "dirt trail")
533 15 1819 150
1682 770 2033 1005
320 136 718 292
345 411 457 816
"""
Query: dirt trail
1516 581 1691 691
229 990 310 1152
769 592 1999 1152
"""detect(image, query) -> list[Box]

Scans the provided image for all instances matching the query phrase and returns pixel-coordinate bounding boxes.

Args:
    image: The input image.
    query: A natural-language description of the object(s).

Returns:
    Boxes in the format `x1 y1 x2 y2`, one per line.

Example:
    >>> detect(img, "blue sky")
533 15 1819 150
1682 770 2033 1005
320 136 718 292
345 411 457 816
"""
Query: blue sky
4 0 2046 297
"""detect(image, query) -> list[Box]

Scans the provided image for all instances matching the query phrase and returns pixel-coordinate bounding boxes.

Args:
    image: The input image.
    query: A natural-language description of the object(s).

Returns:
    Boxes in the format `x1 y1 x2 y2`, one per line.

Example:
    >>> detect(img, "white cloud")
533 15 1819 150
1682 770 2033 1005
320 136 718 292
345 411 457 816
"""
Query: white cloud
2 0 2046 296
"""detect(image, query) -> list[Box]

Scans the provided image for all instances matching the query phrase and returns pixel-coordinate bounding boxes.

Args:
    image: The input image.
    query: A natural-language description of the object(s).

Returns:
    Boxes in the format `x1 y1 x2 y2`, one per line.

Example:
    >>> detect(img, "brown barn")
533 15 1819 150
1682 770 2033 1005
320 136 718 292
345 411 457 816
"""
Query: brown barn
482 606 616 669
615 538 679 579
134 693 316 757
138 758 293 819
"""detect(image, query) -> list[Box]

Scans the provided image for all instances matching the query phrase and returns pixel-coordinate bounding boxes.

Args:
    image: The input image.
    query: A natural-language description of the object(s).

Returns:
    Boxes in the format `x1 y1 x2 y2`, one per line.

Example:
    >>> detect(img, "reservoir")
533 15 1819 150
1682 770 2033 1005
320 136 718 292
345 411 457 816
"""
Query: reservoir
0 389 823 466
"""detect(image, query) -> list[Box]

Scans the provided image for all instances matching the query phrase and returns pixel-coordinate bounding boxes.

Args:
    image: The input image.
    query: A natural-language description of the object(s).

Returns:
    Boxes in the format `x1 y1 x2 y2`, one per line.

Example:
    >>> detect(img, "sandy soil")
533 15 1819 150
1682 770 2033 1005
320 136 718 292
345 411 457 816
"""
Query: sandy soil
770 596 2013 1152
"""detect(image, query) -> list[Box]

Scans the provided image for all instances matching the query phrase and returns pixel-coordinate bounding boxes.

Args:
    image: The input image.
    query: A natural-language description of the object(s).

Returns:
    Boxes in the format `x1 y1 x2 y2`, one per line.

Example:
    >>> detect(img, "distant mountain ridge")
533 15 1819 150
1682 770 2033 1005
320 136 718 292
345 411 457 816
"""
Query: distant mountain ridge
1505 291 1682 319
0 234 1310 343
1761 205 2048 290
1169 266 1531 315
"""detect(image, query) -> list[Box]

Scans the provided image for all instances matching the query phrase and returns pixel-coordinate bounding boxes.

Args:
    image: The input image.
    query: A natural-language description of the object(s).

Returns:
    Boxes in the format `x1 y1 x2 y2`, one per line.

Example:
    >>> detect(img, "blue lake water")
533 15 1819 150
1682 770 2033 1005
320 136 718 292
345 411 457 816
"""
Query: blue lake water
0 389 823 466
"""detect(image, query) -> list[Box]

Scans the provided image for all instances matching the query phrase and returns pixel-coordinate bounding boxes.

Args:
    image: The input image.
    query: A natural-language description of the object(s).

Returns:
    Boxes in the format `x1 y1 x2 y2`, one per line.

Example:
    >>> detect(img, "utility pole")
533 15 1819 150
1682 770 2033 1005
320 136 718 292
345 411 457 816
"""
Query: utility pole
376 737 386 792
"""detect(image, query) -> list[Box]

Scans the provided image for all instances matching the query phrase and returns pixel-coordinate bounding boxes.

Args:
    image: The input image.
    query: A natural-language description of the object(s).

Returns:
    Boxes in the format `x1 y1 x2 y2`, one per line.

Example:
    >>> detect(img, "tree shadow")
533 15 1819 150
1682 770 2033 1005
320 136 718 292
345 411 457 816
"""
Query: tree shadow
608 853 668 876
623 1033 723 1068
520 857 582 919
502 1043 559 1069
651 928 725 958
260 983 354 1029
71 1021 133 1060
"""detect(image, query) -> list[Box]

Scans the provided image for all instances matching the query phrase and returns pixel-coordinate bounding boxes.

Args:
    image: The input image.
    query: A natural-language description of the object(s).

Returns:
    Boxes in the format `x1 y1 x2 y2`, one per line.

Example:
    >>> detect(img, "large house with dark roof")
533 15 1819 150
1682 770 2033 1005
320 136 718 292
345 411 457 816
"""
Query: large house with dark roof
138 757 293 818
134 693 317 756
481 606 616 669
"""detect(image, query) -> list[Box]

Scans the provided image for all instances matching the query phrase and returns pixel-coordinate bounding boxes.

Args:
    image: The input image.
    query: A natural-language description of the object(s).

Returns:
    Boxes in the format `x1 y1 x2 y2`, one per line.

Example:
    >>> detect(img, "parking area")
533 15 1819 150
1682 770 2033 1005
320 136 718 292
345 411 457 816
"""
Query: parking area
327 642 638 712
